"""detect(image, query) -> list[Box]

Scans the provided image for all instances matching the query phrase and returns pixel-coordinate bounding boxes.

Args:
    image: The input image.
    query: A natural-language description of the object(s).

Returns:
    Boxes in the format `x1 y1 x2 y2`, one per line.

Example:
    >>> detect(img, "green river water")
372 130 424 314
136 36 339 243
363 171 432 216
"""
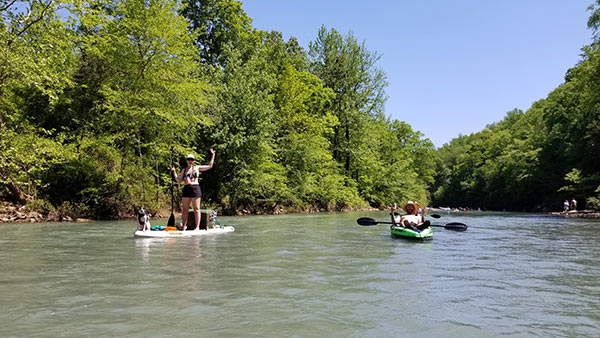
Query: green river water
1 211 599 337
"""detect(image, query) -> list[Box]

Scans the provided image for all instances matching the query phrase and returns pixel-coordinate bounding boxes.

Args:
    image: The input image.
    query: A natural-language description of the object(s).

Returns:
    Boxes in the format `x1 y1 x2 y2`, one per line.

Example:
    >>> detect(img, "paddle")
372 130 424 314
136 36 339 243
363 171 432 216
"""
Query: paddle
356 217 467 232
167 147 175 228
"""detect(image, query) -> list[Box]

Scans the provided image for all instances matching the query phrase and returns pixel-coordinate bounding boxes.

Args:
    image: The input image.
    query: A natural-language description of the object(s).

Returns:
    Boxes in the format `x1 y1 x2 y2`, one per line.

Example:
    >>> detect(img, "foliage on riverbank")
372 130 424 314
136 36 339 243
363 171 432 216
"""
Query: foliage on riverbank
431 1 600 212
0 0 433 219
3 1 600 218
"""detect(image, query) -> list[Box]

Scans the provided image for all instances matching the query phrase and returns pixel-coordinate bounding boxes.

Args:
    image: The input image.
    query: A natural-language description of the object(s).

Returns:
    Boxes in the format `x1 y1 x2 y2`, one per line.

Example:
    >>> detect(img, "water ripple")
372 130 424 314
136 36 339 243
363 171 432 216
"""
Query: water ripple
0 213 599 337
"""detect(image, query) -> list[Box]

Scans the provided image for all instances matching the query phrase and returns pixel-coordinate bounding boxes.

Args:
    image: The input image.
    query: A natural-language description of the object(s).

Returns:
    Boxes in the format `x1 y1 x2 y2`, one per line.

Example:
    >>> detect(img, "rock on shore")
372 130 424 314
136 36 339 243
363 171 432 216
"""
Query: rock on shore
0 202 58 223
0 201 65 223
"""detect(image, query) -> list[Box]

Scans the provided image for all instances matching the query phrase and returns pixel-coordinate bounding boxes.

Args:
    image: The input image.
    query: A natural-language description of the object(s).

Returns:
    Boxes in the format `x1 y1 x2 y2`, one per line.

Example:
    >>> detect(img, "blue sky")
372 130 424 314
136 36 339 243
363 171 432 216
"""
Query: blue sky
242 1 594 147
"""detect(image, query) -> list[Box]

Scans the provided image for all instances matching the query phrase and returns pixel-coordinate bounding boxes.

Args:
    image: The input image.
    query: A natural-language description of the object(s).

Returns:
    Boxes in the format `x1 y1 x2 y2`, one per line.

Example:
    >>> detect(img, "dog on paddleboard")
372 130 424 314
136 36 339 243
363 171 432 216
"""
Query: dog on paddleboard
137 206 151 231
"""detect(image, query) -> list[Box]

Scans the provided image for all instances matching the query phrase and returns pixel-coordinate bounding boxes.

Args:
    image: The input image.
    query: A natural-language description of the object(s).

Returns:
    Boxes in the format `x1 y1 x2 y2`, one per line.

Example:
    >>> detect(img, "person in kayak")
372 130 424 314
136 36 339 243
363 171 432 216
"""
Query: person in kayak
391 201 430 231
171 149 216 230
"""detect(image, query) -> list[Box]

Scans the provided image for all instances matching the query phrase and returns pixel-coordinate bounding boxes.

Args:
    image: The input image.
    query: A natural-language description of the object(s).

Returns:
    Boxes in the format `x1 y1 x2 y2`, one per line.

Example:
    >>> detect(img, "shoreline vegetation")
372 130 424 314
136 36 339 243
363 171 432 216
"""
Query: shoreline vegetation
2 201 598 225
2 1 600 219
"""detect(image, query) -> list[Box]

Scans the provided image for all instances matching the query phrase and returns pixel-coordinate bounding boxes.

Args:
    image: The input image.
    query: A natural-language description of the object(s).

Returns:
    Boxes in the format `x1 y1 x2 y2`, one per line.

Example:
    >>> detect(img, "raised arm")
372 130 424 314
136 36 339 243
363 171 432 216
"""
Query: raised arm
197 149 216 171
420 206 427 223
390 203 399 224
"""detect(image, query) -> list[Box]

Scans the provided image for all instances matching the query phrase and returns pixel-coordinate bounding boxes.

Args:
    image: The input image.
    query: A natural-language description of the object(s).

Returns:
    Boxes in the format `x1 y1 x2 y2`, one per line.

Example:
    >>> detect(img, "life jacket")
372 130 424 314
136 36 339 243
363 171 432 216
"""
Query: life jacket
182 166 199 185
137 207 150 228
401 214 422 225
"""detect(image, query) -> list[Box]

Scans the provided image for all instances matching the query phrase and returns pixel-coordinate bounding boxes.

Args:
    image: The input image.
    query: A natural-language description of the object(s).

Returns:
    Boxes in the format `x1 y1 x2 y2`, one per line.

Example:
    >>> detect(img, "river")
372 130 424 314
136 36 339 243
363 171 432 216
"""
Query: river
1 211 599 337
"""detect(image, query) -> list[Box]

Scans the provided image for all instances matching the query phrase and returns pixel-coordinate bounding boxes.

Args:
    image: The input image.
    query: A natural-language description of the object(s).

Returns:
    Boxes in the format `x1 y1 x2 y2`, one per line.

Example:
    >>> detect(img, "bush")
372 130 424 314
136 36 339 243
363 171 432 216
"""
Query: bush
41 156 113 217
25 199 56 215
587 197 600 210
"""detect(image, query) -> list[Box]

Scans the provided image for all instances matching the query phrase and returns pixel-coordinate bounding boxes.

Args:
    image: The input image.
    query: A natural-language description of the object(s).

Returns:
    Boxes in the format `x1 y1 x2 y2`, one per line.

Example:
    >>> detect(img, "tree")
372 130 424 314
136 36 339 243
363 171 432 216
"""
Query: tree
181 0 258 65
309 26 388 175
273 65 363 210
0 0 77 204
71 0 211 210
0 0 76 104
589 0 600 44
194 47 285 213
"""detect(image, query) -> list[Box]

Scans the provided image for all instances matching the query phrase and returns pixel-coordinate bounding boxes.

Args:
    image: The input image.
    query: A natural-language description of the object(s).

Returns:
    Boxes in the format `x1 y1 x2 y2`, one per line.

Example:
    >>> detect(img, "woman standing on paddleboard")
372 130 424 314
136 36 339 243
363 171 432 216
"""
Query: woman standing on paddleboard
171 149 216 230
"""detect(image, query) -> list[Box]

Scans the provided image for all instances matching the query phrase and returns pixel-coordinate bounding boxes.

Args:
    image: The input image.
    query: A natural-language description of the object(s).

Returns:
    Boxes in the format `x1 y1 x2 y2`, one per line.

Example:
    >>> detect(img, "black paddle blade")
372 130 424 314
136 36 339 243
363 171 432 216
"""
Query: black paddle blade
429 222 468 231
430 214 441 218
444 222 467 231
357 217 379 226
167 213 175 227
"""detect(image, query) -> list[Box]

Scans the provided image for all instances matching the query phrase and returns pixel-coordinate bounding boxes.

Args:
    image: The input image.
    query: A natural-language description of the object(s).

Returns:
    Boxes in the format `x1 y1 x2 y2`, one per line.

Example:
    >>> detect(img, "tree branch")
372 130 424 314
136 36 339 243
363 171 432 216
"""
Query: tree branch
16 0 55 37
0 0 19 12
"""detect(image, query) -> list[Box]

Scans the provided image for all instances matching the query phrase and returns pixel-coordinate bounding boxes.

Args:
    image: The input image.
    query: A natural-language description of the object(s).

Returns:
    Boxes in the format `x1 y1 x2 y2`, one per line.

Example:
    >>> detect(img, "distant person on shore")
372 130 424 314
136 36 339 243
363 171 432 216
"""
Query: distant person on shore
571 198 577 211
391 201 430 231
563 200 569 212
171 149 216 230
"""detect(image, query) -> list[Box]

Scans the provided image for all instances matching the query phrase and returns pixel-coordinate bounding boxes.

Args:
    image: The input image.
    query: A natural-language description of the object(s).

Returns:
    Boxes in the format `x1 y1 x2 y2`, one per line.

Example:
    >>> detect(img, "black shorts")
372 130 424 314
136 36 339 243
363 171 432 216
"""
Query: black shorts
182 185 202 198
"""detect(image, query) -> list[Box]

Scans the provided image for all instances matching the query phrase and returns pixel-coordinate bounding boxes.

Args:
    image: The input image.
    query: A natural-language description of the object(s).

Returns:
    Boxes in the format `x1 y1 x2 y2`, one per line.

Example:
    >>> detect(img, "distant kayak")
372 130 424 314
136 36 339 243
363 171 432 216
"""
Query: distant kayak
390 225 433 241
134 226 234 238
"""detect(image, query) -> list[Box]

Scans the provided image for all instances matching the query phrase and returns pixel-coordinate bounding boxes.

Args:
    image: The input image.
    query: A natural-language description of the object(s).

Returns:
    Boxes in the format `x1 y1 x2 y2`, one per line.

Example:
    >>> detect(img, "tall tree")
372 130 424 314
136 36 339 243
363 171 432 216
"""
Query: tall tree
589 0 600 43
0 0 77 125
0 0 77 204
308 26 387 175
181 0 258 65
273 65 363 210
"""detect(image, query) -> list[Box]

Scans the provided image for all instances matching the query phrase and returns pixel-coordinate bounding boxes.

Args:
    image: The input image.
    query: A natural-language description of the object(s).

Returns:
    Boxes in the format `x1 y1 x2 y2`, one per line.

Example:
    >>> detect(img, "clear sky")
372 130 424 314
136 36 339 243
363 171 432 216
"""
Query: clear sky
241 0 594 147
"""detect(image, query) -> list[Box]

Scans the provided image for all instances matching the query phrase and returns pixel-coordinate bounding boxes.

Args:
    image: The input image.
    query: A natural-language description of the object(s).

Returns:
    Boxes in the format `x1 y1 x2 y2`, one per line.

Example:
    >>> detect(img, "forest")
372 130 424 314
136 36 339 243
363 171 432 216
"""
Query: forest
431 1 600 211
1 0 599 219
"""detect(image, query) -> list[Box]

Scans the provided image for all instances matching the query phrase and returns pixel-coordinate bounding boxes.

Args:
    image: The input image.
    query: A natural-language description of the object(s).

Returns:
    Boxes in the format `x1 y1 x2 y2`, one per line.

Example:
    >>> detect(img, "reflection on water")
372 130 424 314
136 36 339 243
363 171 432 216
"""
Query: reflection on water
0 212 599 337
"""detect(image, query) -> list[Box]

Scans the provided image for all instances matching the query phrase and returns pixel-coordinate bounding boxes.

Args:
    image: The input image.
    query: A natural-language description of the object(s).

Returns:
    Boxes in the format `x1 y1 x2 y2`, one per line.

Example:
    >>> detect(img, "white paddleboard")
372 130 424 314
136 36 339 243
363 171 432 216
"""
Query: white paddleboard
134 226 235 238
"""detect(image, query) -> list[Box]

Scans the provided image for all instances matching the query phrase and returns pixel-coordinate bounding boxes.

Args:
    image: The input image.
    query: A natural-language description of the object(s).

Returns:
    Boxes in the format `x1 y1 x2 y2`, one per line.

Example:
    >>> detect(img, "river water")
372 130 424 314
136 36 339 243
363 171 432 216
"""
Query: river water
1 211 599 337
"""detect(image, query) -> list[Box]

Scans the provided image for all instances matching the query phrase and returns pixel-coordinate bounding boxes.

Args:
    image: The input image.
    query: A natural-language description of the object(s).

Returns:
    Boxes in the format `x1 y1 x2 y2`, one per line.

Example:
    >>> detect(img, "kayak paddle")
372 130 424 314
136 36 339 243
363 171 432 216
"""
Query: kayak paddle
167 147 175 228
356 217 467 231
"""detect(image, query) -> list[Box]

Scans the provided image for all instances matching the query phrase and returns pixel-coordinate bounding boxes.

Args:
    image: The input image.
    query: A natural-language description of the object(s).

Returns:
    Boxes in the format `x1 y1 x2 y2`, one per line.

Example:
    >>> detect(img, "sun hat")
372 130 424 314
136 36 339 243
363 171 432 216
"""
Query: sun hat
185 154 195 160
402 201 421 212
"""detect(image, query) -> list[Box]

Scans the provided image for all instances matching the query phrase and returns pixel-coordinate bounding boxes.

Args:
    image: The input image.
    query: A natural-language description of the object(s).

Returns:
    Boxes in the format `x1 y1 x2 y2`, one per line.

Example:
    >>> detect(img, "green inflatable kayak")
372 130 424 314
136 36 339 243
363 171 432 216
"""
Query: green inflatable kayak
390 225 433 241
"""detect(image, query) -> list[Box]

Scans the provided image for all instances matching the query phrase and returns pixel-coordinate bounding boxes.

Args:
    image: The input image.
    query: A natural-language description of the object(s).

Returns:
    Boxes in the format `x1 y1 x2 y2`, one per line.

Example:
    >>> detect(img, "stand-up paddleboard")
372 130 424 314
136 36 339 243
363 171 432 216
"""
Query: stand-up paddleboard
134 208 234 238
134 226 234 238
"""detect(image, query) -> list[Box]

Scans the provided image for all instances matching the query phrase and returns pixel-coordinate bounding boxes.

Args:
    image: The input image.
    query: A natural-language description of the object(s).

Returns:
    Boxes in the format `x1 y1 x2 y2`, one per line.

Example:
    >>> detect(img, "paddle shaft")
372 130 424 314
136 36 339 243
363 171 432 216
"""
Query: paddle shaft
170 148 174 211
167 147 175 227
356 217 467 231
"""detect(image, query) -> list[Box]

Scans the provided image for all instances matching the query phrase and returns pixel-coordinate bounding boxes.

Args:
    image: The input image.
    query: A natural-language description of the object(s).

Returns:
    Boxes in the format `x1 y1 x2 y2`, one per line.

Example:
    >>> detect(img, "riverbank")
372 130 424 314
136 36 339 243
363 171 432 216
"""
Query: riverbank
0 201 378 224
0 201 66 223
549 210 600 219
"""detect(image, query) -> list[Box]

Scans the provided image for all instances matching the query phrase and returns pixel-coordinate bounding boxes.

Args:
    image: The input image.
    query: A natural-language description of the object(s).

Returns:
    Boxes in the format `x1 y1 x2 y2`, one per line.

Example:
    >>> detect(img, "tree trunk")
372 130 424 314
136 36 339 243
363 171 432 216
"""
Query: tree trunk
156 151 160 203
345 121 350 173
137 134 145 200
0 170 30 205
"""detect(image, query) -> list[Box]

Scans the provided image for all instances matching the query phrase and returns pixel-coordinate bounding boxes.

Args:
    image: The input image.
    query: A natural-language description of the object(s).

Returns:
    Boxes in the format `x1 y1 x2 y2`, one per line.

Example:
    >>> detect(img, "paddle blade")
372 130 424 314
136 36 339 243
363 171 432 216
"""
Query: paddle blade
167 213 175 227
444 222 467 231
357 217 379 226
430 214 441 218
